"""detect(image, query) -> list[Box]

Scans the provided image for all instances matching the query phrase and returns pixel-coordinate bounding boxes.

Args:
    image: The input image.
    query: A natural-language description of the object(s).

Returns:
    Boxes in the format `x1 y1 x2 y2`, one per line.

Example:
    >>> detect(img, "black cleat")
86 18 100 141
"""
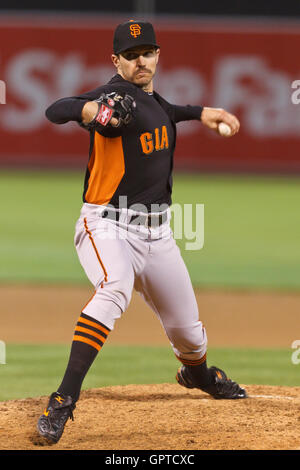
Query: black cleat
37 392 75 444
176 365 247 399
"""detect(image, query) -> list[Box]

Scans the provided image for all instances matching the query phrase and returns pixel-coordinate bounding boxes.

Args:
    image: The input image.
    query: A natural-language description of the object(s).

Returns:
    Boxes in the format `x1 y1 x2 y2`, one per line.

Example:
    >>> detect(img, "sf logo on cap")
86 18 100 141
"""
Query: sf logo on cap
130 24 141 38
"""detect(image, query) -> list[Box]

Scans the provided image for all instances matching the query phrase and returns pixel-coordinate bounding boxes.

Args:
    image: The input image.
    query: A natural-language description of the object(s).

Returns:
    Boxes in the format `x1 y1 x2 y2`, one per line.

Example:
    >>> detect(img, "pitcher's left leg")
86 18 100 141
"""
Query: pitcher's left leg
135 235 247 399
135 236 207 365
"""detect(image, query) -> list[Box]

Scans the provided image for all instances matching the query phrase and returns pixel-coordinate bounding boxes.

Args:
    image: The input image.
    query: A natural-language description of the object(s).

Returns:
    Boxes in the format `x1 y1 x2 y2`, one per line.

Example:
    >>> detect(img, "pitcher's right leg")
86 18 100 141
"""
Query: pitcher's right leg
37 215 136 444
75 215 136 329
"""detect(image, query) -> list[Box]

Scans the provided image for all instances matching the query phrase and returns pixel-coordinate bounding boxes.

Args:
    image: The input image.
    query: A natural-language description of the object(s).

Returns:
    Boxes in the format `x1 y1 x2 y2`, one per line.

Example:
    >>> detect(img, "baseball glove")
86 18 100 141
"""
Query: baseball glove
87 92 136 130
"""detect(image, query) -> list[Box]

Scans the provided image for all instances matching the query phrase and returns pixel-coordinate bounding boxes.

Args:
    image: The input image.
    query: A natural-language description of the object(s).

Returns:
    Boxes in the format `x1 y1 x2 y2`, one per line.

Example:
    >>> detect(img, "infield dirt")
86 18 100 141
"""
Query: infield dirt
1 284 299 347
0 284 300 450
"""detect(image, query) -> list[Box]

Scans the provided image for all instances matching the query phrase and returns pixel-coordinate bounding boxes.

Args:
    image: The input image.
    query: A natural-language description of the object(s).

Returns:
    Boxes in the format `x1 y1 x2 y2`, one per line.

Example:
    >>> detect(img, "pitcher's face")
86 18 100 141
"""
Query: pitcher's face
112 46 160 91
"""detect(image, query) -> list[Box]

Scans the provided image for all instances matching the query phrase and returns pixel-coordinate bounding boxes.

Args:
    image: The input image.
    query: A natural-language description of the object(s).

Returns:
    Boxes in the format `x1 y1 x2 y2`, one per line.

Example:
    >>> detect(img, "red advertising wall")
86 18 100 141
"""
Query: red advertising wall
0 15 299 172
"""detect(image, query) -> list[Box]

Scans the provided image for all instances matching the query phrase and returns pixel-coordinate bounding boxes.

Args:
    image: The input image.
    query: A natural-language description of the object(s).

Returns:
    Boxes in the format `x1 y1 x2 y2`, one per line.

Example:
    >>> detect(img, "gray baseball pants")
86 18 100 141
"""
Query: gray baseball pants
74 203 207 365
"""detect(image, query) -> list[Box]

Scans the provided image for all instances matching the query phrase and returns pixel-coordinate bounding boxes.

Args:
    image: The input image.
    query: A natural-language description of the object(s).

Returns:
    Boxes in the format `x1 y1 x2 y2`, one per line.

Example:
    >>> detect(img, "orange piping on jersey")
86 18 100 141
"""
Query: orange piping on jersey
84 218 108 282
85 133 125 205
81 290 96 311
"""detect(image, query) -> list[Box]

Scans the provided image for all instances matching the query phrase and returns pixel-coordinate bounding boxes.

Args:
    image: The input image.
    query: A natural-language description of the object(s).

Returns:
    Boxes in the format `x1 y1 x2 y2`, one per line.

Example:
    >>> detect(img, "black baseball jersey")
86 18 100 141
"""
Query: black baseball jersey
46 74 203 212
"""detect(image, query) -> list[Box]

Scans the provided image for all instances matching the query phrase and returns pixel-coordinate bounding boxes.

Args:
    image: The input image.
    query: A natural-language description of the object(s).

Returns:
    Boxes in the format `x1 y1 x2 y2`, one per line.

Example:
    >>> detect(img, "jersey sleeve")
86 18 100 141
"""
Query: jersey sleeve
45 87 103 125
153 92 203 123
45 86 125 138
170 104 203 123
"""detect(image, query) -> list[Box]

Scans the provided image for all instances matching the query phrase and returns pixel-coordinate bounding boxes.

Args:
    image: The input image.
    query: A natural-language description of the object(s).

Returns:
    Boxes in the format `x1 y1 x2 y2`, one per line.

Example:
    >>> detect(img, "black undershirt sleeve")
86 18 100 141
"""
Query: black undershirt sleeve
45 87 103 124
153 92 203 124
45 87 124 138
171 104 203 123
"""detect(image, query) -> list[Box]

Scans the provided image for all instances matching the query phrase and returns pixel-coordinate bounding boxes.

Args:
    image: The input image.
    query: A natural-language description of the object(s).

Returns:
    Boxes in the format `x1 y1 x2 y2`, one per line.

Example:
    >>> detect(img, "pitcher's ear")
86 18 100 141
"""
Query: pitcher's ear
111 54 120 68
155 48 160 63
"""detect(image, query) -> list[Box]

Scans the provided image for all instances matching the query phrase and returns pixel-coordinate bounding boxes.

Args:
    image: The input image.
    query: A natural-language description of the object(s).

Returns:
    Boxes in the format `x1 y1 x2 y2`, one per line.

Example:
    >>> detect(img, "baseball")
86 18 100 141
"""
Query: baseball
218 122 232 137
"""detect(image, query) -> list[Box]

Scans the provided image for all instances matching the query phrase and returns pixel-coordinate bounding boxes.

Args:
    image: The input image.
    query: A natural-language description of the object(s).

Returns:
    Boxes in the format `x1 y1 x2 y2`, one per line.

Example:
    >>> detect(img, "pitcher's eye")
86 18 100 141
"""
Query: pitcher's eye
122 52 139 60
122 49 155 61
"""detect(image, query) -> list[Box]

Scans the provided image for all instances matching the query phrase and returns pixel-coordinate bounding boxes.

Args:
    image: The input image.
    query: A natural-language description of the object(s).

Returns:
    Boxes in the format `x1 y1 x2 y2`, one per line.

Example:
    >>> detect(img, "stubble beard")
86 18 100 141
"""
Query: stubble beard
134 70 154 91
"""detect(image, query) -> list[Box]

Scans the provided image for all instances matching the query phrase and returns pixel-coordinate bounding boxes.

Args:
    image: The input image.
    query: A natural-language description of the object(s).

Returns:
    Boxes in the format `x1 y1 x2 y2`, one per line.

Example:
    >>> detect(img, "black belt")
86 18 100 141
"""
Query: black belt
101 208 168 228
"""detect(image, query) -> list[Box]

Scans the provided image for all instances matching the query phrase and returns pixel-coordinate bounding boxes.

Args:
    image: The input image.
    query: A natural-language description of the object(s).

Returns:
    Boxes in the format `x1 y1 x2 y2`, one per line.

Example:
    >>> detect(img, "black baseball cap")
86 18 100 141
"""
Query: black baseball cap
113 20 159 55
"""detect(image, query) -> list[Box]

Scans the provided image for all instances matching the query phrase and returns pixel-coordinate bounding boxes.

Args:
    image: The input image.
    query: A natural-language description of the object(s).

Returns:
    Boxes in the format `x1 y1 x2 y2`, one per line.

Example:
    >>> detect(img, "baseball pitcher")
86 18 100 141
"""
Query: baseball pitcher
37 20 247 444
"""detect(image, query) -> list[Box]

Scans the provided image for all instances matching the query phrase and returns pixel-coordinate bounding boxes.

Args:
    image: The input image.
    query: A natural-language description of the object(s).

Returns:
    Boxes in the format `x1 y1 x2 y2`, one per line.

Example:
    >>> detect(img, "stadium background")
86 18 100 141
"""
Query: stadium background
0 0 300 450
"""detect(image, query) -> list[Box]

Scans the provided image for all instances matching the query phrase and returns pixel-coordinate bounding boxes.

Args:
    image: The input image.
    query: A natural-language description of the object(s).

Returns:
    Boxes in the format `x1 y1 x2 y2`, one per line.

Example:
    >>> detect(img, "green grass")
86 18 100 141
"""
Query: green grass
0 344 298 401
171 174 300 290
0 170 300 289
0 170 84 283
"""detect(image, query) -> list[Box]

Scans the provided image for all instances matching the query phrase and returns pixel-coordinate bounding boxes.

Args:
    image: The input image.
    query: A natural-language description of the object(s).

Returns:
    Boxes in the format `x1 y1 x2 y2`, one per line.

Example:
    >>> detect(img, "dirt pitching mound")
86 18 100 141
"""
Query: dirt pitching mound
1 384 299 451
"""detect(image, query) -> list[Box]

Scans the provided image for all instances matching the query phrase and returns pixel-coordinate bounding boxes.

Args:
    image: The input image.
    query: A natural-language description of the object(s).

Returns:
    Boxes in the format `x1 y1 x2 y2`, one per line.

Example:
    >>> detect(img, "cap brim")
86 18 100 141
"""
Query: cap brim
115 43 160 54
